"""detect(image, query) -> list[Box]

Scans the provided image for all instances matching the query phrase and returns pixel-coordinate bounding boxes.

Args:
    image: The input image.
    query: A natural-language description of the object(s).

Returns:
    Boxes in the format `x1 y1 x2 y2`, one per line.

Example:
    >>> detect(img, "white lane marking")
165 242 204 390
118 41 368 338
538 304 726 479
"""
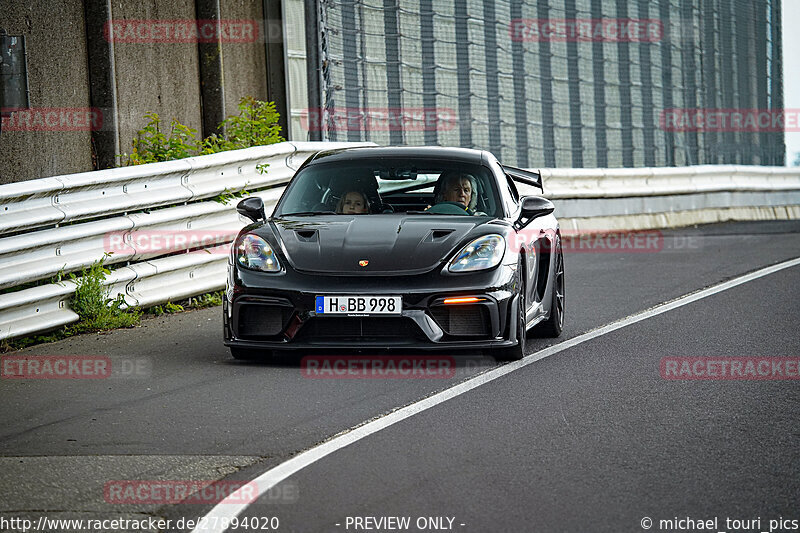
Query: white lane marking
193 256 800 533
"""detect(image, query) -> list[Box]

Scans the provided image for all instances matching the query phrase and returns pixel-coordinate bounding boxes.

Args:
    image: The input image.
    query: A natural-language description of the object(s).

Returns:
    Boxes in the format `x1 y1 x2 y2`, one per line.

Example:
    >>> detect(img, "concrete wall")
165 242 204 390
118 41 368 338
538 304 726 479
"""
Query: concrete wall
220 0 268 116
0 0 93 182
0 0 284 184
110 0 204 161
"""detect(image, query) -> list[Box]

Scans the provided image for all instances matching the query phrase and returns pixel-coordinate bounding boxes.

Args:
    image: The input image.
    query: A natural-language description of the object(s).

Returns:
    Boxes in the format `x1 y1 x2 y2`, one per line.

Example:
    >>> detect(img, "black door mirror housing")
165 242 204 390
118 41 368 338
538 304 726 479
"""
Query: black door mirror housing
237 197 266 223
516 196 555 229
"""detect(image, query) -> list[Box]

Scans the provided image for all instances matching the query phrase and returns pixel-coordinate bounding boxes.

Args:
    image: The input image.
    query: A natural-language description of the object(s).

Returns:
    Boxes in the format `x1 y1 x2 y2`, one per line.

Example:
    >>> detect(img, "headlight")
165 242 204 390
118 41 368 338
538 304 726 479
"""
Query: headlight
235 234 281 272
448 234 505 273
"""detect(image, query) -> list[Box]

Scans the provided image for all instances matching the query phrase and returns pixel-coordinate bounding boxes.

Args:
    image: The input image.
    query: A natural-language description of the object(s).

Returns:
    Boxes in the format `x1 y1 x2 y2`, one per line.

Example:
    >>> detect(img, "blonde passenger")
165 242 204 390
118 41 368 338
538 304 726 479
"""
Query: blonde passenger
337 191 370 214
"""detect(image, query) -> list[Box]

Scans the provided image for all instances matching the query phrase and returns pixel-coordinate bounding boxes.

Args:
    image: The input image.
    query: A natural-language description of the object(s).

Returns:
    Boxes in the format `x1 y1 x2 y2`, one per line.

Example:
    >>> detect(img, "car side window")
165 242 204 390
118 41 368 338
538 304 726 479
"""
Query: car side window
504 174 520 214
506 174 520 202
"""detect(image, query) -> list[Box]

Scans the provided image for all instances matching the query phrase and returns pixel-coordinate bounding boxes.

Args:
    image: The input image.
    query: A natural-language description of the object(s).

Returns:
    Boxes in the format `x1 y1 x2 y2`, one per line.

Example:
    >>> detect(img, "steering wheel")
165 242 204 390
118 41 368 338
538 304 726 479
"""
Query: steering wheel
426 201 471 215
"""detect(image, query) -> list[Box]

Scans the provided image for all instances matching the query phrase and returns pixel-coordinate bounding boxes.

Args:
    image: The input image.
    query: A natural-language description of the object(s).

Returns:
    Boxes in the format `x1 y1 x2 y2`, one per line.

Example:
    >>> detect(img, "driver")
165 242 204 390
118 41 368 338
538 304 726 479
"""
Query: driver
432 171 479 213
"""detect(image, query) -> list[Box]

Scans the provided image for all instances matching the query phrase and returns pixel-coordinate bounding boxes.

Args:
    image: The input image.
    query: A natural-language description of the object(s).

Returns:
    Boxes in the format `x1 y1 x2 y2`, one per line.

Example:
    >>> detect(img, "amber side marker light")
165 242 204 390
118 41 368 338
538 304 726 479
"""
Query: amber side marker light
442 297 486 304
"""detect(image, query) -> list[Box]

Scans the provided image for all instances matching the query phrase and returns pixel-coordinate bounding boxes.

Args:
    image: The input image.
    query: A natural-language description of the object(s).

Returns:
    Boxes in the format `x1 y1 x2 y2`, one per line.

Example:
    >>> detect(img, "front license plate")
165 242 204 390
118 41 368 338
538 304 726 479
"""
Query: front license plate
315 296 402 316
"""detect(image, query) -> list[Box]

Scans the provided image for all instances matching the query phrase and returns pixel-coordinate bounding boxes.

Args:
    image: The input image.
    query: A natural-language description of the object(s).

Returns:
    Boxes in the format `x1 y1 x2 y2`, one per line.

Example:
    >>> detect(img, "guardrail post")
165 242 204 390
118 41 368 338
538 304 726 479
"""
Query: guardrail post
84 0 119 170
195 0 226 138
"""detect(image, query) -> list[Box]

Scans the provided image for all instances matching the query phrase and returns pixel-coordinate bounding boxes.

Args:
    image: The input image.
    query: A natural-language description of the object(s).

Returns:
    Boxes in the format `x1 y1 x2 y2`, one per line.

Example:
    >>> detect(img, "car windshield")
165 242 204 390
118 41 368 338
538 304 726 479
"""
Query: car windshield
275 159 502 217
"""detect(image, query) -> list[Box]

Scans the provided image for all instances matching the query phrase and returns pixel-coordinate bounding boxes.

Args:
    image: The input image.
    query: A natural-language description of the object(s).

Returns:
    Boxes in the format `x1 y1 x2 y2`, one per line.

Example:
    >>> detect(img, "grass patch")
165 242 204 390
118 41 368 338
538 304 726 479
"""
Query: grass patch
143 290 224 316
188 291 224 309
1 332 66 352
146 301 183 317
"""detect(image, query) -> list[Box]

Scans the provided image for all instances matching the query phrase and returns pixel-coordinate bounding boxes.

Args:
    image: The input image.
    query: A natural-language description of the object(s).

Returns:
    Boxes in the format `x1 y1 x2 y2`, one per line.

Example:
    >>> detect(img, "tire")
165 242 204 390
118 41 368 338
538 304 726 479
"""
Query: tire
229 347 268 360
536 240 564 338
497 265 527 361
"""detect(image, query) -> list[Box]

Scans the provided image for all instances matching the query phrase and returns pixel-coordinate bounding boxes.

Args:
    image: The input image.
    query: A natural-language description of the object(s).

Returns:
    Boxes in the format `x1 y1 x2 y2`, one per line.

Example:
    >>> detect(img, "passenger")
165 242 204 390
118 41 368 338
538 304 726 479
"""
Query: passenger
337 190 370 214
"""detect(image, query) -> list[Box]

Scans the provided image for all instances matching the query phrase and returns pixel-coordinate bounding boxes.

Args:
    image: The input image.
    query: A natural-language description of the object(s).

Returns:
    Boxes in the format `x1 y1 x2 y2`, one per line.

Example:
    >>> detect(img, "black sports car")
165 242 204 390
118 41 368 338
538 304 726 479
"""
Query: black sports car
223 146 564 361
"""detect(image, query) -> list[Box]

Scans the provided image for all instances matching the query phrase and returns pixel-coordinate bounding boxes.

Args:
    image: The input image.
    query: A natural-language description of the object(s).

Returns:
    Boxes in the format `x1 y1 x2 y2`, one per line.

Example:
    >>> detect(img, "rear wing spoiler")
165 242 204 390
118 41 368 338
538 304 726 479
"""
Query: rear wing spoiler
502 165 543 192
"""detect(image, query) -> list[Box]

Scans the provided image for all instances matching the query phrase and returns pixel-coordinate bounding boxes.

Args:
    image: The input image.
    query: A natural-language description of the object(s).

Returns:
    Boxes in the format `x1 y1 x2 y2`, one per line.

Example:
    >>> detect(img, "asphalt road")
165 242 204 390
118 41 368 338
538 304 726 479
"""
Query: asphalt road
1 221 799 533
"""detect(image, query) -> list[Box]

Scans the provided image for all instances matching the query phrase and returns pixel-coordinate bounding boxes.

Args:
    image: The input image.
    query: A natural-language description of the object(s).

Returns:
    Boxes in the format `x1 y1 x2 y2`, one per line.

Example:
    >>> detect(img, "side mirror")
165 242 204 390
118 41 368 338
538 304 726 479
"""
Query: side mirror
516 196 554 229
237 197 266 223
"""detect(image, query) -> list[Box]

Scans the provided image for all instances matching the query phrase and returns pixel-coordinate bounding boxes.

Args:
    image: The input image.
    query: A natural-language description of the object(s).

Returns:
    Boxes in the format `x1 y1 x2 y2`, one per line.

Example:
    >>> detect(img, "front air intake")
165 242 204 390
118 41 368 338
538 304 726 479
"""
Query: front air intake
237 305 293 338
430 305 489 337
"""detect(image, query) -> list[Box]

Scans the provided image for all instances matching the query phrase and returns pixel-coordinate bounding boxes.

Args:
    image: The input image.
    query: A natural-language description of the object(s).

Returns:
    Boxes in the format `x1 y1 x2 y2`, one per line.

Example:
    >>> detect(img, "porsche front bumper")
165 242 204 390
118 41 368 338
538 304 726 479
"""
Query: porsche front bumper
223 262 523 351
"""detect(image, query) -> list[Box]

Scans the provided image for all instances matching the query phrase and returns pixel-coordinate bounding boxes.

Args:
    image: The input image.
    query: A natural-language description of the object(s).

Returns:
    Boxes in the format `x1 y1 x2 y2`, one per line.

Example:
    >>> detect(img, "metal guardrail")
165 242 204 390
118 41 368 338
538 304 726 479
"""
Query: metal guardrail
0 188 288 291
0 145 271 236
0 141 373 340
1 148 799 341
540 165 800 198
0 250 226 340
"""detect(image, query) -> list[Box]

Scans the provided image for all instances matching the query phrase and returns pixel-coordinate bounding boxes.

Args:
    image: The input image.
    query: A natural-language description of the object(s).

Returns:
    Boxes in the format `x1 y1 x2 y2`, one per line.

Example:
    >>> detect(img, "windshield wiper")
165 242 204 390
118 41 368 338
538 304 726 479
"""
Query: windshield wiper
281 210 337 216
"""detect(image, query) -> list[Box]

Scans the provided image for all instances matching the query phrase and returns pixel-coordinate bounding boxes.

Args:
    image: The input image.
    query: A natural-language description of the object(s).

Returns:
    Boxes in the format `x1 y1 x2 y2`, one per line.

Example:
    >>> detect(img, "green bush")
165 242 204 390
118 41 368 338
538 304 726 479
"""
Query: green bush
120 97 284 165
68 255 141 334
123 113 201 165
202 97 284 153
1 257 140 352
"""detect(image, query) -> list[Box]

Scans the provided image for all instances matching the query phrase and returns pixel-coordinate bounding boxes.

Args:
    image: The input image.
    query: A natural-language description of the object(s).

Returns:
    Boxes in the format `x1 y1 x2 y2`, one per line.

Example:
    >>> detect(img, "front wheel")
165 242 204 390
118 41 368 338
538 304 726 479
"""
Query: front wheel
496 267 527 361
536 242 564 338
